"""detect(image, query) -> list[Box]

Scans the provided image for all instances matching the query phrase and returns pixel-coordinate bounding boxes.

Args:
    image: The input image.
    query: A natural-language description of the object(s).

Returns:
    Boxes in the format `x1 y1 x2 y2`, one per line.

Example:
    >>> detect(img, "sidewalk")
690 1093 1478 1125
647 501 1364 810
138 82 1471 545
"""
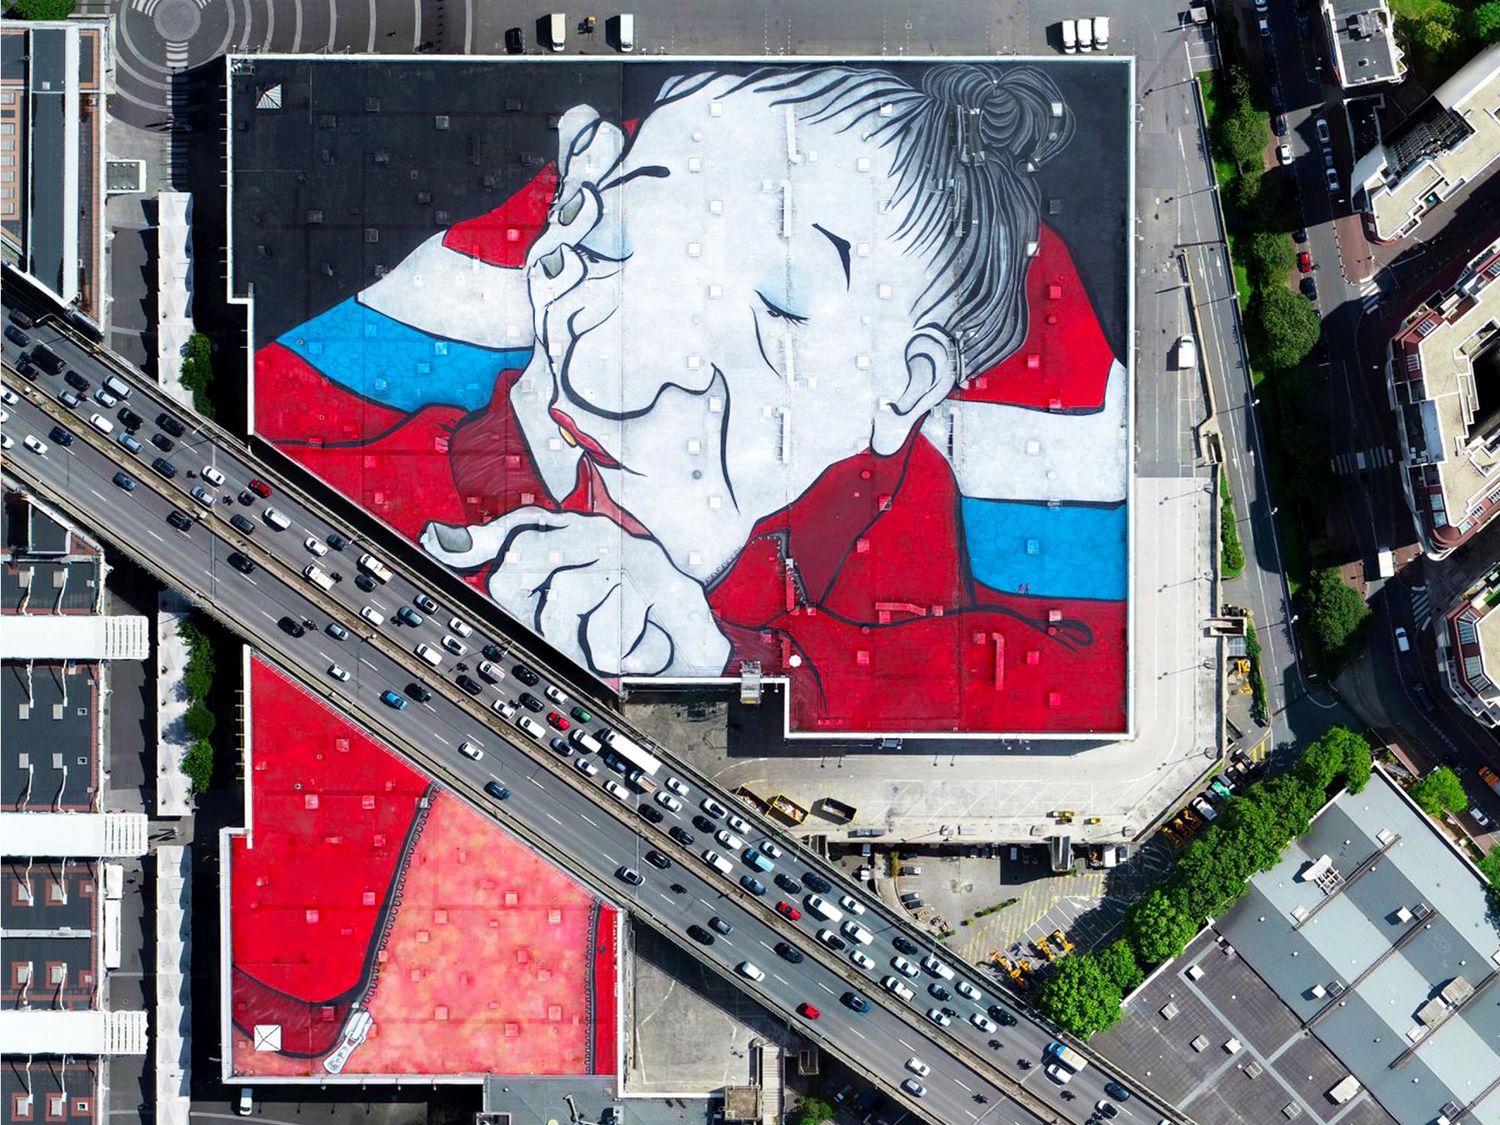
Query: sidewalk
155 592 194 816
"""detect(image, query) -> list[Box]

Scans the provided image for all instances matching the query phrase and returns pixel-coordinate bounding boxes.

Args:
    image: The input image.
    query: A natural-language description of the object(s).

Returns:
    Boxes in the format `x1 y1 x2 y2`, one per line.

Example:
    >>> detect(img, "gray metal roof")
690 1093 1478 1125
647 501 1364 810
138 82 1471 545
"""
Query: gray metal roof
0 662 99 812
1325 0 1402 85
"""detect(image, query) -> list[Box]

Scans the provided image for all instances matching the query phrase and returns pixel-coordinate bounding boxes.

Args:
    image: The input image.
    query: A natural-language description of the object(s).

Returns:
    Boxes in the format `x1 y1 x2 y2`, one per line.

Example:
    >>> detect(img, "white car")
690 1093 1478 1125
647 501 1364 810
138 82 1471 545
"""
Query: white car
850 949 875 970
0 433 11 450
23 434 47 454
891 956 920 978
202 465 226 486
328 664 350 682
666 776 690 797
236 1088 253 1116
545 684 568 705
1470 806 1493 830
457 740 483 760
715 829 744 851
359 605 385 626
1395 626 1410 653
971 1012 998 1033
449 615 474 638
926 1008 952 1027
1325 168 1340 194
905 1058 931 1077
602 779 630 802
655 791 683 812
305 536 329 556
441 634 467 656
1 386 17 404
93 388 118 408
738 962 765 982
575 757 600 777
1315 116 1331 144
901 1079 927 1099
817 929 843 949
700 798 726 818
759 840 783 859
726 813 750 834
1175 334 1197 370
839 894 866 915
1276 143 1293 165
956 979 981 1000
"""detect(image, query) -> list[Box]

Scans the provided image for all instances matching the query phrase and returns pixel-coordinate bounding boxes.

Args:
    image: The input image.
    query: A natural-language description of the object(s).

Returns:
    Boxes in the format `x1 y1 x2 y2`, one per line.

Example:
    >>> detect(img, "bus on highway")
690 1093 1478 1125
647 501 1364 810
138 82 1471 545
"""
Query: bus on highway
600 729 662 782
1044 1040 1088 1074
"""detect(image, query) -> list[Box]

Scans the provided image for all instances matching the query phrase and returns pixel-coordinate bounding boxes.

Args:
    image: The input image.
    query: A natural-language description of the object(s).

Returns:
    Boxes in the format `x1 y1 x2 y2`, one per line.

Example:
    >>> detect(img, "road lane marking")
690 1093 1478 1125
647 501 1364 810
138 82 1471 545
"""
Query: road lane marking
898 1038 914 1051
546 813 562 825
260 611 274 621
359 657 379 671
432 733 449 745
528 776 544 789
580 813 598 827
773 975 788 987
847 1028 866 1041
816 982 834 994
954 1079 972 1092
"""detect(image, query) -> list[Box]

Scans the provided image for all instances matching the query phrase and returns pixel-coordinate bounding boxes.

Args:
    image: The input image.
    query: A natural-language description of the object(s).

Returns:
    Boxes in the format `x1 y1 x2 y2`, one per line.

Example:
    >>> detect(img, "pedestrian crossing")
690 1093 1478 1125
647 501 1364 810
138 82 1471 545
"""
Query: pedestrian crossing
1411 586 1431 630
1330 446 1396 475
1357 275 1383 314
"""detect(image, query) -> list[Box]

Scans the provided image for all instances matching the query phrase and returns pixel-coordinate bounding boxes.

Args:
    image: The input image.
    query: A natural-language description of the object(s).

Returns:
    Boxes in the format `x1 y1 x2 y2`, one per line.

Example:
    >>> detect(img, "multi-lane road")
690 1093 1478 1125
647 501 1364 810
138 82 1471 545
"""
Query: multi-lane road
0 287 1176 1125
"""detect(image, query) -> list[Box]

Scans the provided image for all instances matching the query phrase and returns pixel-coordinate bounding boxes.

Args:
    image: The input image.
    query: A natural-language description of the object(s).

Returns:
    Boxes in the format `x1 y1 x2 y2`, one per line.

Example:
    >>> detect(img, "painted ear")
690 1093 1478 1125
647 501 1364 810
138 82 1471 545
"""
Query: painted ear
871 328 958 456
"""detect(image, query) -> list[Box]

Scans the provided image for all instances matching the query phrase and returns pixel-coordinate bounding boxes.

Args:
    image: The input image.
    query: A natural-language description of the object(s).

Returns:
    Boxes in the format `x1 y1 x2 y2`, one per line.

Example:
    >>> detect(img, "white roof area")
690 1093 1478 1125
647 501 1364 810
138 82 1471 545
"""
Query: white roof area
0 811 149 857
4 614 150 659
0 1009 148 1055
156 191 195 391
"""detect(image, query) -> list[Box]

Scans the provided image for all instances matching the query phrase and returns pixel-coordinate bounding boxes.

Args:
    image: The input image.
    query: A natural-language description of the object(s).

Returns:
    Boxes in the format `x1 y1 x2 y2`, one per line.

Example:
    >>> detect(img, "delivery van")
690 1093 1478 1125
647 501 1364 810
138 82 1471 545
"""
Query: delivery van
549 12 566 50
357 552 393 583
302 564 335 592
415 643 443 667
1060 18 1077 52
806 895 844 923
618 12 634 50
263 507 292 531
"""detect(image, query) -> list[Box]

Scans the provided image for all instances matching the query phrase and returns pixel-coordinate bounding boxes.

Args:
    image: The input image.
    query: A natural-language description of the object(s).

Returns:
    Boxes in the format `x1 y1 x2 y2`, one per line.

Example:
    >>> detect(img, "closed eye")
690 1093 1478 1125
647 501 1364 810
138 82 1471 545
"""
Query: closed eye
756 290 807 325
577 244 630 265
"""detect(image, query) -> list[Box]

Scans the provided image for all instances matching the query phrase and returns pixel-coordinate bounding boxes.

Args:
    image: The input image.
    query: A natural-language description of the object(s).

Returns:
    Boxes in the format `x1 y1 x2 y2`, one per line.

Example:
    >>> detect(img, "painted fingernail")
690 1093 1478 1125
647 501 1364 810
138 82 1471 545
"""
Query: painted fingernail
539 247 566 279
430 522 474 553
558 189 584 226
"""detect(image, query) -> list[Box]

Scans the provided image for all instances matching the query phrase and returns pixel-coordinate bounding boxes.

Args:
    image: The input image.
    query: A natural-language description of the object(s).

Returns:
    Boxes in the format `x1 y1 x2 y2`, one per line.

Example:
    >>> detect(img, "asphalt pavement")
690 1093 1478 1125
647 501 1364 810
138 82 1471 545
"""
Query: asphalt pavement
0 290 1181 1125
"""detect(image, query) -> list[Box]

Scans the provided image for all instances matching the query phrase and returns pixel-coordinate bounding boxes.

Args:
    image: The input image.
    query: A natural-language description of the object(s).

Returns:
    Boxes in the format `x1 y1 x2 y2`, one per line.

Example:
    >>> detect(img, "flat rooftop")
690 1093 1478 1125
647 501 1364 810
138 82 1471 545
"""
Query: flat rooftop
228 658 618 1080
0 1058 98 1125
1323 0 1403 88
230 55 1134 738
1 661 99 813
1388 238 1500 553
1364 42 1500 240
1098 770 1500 1125
3 491 103 615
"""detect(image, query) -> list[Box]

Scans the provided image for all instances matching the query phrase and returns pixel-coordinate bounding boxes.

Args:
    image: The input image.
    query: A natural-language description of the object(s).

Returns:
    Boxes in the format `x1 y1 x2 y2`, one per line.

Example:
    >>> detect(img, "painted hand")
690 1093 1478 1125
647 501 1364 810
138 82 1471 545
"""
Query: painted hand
419 508 731 678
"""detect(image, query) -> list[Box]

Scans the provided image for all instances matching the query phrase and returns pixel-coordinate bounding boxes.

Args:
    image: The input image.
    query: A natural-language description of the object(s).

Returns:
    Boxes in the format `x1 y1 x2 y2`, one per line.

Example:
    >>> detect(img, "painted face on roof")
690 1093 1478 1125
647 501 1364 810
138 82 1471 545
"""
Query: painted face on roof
511 78 964 581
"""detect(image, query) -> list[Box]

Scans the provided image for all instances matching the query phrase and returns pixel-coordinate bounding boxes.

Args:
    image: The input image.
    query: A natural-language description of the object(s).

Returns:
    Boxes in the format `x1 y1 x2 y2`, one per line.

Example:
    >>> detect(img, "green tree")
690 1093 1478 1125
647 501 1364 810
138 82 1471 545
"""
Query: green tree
1321 726 1373 793
1248 231 1296 285
1094 939 1144 995
1395 0 1460 55
1173 829 1256 918
1217 795 1285 874
182 740 214 795
1033 953 1122 1038
179 332 216 419
179 619 215 701
787 1097 833 1125
183 702 217 741
1471 1 1500 43
1252 286 1321 370
1477 845 1500 890
1220 472 1245 578
1248 775 1317 841
1410 766 1469 818
8 0 76 18
1124 888 1199 967
1306 567 1371 666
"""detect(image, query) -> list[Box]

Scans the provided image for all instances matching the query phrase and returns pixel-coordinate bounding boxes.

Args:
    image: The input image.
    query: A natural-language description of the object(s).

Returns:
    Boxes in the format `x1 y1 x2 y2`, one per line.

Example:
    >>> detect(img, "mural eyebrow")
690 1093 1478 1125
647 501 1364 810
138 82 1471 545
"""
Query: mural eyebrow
813 223 852 288
598 165 671 192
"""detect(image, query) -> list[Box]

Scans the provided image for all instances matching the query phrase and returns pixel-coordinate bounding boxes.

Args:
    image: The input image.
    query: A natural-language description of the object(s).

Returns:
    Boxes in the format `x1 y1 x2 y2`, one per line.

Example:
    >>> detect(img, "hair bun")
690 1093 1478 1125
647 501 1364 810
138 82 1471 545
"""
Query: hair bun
921 64 1073 170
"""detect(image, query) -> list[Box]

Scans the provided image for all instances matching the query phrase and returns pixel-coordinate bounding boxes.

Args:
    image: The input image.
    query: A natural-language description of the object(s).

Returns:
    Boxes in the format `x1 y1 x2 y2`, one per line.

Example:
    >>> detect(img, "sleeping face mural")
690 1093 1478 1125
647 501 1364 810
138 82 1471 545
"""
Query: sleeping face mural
246 60 1131 735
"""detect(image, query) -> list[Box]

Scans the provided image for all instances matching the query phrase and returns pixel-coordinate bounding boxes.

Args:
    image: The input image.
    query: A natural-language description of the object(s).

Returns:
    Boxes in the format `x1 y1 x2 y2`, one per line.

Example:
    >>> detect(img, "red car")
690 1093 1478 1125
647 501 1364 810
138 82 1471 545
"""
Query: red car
797 1002 820 1020
546 710 571 731
1297 251 1313 274
776 900 802 921
248 478 273 498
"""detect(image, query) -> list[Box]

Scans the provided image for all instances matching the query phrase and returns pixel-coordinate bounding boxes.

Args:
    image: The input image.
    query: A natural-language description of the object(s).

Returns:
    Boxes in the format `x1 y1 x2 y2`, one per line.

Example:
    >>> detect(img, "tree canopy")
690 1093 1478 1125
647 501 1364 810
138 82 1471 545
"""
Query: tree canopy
8 0 76 18
1306 567 1370 666
1410 766 1468 818
1034 953 1122 1038
1253 286 1322 370
787 1097 833 1125
1124 888 1198 968
1094 938 1145 995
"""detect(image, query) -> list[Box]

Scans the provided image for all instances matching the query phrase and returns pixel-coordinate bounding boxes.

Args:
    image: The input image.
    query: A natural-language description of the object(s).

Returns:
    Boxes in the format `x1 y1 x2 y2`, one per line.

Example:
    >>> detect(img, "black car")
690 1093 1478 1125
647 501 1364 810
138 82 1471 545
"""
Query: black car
843 992 872 1013
354 573 377 592
929 983 951 1001
237 489 255 505
775 941 804 964
8 310 33 329
326 532 347 550
64 370 89 393
692 814 717 834
31 344 65 375
518 691 544 712
637 804 664 825
484 781 512 801
512 663 540 686
227 552 256 574
320 623 346 642
118 407 143 430
989 1004 1018 1025
1293 226 1308 244
504 26 525 52
1300 275 1318 301
740 875 767 896
395 605 424 627
645 849 672 870
151 432 175 452
669 825 695 847
616 866 643 886
687 924 715 945
407 682 434 703
4 324 30 347
279 616 307 638
482 642 504 661
456 674 482 695
150 457 177 479
112 471 137 492
1272 112 1288 136
709 916 733 936
893 935 918 955
774 873 803 895
156 412 185 437
166 509 193 532
49 425 74 446
1103 1082 1131 1102
802 871 832 895
229 514 256 535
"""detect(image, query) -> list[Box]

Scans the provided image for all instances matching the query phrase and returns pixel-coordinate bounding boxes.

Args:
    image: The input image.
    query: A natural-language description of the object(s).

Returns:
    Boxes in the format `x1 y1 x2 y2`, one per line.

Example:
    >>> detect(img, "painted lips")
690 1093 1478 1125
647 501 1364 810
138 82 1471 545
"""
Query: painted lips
549 406 623 471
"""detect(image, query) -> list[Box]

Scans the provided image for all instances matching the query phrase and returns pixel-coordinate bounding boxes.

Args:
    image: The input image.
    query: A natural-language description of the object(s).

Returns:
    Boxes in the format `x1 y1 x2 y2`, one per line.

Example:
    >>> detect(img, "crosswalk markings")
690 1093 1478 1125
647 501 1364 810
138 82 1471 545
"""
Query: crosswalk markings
1330 446 1396 475
1411 586 1431 630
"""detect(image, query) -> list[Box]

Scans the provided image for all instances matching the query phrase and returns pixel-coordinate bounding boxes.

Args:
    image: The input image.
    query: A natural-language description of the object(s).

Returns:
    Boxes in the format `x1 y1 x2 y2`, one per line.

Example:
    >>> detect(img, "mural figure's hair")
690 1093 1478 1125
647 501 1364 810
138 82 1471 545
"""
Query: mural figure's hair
655 64 1075 377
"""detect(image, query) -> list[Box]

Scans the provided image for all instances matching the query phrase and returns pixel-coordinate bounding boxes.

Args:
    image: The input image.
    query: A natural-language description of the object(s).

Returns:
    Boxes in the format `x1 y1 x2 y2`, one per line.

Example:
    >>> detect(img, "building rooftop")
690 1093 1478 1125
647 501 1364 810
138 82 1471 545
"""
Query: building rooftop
2 491 103 615
1322 0 1404 89
1 662 100 813
0 23 106 321
1438 578 1500 726
1 935 96 1012
0 1058 98 1125
1356 42 1500 240
1387 238 1500 555
2 859 97 933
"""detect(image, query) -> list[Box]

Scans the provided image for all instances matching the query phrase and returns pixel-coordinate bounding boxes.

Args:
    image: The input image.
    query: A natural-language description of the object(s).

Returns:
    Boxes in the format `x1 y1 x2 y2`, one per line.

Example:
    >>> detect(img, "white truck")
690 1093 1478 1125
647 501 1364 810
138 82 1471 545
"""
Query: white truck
1076 16 1094 50
1060 18 1078 52
302 564 335 592
357 552 393 583
1093 15 1110 48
